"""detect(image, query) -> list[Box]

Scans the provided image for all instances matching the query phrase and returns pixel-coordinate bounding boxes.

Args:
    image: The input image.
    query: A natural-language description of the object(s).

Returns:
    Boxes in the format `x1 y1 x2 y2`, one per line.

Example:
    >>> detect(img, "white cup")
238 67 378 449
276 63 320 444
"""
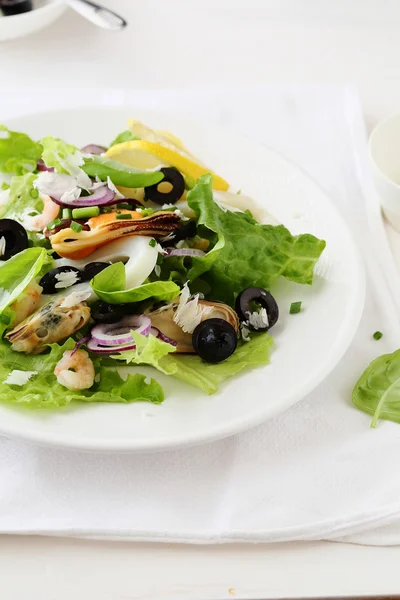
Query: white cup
369 114 400 232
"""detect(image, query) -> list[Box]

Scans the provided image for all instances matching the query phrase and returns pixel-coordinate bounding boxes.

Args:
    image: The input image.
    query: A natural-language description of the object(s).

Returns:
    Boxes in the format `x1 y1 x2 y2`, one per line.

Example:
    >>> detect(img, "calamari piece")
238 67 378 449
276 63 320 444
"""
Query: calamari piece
6 297 90 354
50 209 181 259
149 299 239 353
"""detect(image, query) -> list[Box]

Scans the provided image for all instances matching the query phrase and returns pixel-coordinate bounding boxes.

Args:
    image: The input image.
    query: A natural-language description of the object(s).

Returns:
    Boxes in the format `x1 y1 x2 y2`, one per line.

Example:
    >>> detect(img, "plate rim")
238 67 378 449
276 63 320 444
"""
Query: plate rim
0 108 366 453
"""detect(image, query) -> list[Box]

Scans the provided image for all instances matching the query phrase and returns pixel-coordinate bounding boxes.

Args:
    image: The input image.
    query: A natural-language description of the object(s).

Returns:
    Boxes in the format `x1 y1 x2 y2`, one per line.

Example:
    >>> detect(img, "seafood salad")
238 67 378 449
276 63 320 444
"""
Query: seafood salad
0 120 326 408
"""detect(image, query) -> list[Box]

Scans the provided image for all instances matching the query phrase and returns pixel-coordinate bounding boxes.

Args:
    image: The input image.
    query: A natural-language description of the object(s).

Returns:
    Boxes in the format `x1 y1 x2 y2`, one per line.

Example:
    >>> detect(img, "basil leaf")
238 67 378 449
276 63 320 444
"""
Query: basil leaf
353 350 400 427
82 155 163 188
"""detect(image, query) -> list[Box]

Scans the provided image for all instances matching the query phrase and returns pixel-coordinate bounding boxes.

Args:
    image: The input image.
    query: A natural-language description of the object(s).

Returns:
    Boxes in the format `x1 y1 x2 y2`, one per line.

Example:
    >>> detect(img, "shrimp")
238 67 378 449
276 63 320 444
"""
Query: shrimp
54 349 95 391
31 194 60 232
9 282 42 327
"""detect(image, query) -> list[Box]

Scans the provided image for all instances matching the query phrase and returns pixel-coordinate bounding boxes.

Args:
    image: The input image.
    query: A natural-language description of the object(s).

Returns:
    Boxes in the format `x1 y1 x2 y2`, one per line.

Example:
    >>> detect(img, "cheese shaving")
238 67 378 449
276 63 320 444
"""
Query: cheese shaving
4 370 37 386
173 283 213 333
60 291 91 308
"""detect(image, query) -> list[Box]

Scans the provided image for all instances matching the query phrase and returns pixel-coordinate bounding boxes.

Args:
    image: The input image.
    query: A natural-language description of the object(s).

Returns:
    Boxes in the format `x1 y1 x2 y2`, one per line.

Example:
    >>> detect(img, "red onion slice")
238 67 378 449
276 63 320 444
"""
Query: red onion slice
90 314 151 346
37 159 54 172
51 184 116 208
150 326 178 346
71 335 91 356
87 338 137 354
81 144 106 155
164 248 205 258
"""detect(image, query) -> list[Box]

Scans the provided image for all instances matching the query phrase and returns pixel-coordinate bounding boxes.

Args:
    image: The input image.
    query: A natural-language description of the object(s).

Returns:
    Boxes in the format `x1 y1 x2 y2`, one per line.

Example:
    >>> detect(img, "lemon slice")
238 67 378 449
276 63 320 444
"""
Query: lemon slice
128 120 189 154
105 140 229 191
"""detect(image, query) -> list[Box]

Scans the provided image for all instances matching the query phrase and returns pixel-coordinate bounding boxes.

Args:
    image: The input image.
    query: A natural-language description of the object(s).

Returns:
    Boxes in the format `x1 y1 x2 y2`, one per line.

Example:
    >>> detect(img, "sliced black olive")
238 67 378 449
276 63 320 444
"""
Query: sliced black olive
235 287 279 331
91 302 131 324
39 266 81 295
160 220 197 247
144 167 185 205
81 262 110 282
192 318 237 364
0 0 32 16
0 218 29 261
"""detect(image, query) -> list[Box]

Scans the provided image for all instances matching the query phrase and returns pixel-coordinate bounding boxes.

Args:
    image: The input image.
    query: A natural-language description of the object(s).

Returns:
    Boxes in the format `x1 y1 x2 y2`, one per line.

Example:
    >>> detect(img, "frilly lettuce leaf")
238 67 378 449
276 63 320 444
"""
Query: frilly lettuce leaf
0 247 52 335
186 175 326 304
91 262 180 304
0 173 42 222
113 331 273 395
40 136 80 174
0 126 42 175
0 338 164 408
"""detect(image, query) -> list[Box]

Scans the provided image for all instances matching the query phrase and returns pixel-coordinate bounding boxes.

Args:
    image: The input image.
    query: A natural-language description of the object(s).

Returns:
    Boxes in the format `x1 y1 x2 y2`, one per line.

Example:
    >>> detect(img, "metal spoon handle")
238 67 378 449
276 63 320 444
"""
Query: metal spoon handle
68 0 127 30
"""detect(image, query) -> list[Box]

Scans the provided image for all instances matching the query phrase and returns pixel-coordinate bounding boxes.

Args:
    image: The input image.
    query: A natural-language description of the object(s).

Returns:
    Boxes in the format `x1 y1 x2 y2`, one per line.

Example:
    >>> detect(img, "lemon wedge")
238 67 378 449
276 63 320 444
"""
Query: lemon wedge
107 120 229 192
105 140 229 191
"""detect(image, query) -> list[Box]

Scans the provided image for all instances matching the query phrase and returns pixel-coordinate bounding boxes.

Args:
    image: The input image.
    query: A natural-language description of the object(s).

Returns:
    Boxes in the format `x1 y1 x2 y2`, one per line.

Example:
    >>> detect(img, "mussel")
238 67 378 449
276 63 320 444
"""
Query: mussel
6 296 91 354
148 297 239 353
50 209 181 259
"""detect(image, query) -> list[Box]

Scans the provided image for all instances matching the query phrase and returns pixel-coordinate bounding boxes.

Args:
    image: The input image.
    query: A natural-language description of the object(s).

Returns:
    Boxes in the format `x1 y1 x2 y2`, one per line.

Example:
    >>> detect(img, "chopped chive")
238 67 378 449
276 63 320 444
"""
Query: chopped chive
70 221 83 233
149 239 156 247
116 213 133 220
1 182 10 191
62 208 73 220
46 218 62 231
117 203 130 208
30 188 39 199
140 208 155 217
0 313 11 325
373 331 383 340
71 206 100 220
290 301 302 314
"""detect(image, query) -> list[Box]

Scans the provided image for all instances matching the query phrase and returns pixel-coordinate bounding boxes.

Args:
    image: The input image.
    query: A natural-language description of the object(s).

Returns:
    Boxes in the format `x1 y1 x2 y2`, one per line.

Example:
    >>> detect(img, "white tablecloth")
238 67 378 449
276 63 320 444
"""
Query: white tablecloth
1 84 400 544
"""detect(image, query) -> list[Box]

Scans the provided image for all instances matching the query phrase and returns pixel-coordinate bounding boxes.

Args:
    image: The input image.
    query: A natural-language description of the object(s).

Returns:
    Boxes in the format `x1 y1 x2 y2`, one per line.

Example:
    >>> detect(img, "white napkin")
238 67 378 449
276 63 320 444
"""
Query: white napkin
1 85 400 545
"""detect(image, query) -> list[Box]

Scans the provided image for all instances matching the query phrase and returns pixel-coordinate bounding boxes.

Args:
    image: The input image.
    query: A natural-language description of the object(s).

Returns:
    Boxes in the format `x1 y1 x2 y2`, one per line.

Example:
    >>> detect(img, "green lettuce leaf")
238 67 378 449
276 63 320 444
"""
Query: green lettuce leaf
110 130 140 146
353 350 400 427
0 247 52 334
0 338 164 408
114 331 273 395
0 126 42 175
186 175 326 304
0 173 42 222
40 136 80 173
91 262 180 304
82 155 163 188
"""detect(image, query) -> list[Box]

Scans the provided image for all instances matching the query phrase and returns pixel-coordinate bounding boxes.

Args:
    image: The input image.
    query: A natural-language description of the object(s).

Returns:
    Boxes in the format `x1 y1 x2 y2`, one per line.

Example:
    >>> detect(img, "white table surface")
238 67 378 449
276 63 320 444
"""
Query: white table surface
3 1 400 597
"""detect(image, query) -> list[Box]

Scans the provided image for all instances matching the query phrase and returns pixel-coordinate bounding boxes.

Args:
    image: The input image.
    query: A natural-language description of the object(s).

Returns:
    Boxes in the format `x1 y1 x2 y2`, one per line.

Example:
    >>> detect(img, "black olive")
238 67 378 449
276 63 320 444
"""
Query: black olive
160 220 197 247
39 266 81 295
235 287 279 331
81 262 110 282
91 302 130 324
192 318 237 364
144 167 185 205
0 218 29 261
0 0 32 16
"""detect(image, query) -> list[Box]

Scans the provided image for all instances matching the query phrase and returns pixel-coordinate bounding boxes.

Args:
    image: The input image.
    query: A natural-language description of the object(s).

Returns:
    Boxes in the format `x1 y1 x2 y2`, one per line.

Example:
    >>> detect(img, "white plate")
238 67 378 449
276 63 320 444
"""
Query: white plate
0 108 365 452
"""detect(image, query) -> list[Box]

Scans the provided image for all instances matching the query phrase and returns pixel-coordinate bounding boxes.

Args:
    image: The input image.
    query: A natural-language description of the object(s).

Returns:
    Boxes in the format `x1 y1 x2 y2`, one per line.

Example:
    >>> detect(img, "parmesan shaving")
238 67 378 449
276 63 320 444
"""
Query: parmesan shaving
4 370 37 386
173 283 213 333
60 291 91 308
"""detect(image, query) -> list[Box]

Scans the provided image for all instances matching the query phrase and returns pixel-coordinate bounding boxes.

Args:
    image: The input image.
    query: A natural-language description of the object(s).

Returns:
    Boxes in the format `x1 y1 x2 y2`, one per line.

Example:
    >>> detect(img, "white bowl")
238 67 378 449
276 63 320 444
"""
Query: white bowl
0 0 66 41
369 113 400 232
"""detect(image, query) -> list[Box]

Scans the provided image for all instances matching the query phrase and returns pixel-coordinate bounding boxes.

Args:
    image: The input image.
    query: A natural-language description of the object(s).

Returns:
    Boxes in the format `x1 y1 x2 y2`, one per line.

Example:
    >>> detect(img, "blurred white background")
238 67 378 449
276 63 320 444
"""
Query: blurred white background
2 0 400 123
